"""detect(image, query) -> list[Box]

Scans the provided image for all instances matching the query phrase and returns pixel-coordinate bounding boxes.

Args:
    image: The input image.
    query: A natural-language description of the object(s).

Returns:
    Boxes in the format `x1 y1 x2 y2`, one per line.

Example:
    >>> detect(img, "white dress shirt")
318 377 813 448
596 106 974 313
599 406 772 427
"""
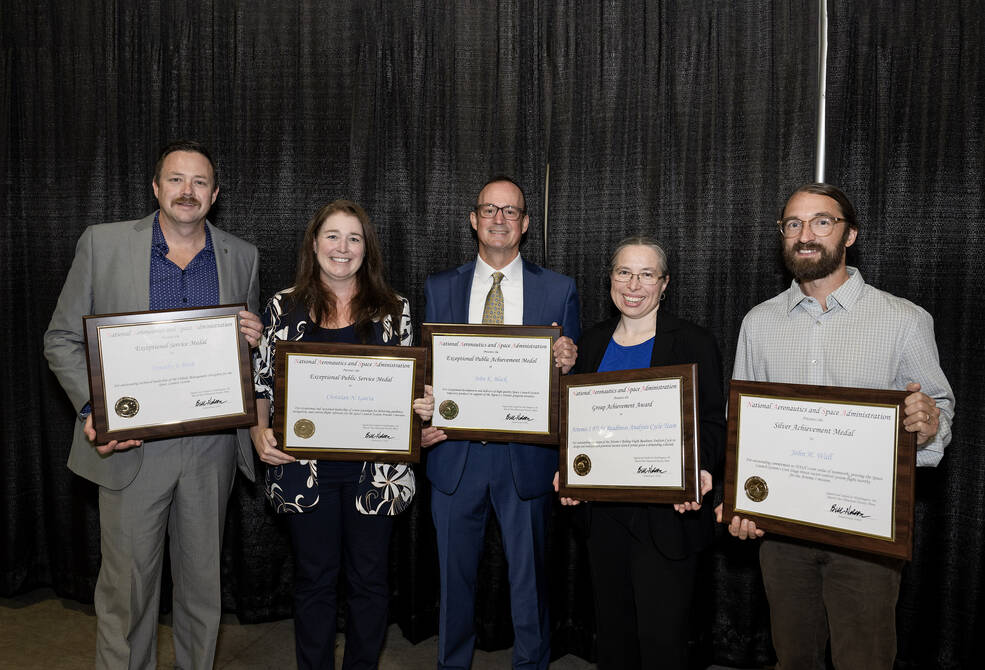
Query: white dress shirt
468 254 524 325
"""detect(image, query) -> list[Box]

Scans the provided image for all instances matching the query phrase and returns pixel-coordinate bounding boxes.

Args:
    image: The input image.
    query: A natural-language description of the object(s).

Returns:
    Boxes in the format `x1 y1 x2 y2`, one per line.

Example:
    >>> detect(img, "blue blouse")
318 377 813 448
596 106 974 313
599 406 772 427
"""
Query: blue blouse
599 336 655 372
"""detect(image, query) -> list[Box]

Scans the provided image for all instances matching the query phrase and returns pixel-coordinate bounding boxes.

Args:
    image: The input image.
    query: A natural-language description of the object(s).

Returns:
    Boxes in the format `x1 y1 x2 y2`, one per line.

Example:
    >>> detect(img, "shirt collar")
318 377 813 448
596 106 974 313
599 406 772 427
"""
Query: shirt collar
785 265 866 313
151 211 215 257
474 253 523 283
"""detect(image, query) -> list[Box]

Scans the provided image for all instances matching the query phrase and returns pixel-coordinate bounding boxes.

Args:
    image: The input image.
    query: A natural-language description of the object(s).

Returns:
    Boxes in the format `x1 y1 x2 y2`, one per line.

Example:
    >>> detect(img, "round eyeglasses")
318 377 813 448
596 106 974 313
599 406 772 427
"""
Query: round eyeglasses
778 216 846 238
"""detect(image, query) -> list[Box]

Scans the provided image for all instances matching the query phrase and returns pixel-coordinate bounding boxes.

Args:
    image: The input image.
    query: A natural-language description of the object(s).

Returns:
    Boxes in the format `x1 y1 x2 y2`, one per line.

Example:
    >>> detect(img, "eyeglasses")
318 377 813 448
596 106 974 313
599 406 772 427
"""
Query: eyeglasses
475 203 525 221
778 215 846 238
611 269 666 285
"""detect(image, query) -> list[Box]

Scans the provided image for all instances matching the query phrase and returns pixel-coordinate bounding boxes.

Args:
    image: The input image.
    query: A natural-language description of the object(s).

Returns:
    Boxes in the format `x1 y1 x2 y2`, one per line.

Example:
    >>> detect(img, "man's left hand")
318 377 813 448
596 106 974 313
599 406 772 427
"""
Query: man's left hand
902 381 941 445
551 323 577 374
239 310 263 348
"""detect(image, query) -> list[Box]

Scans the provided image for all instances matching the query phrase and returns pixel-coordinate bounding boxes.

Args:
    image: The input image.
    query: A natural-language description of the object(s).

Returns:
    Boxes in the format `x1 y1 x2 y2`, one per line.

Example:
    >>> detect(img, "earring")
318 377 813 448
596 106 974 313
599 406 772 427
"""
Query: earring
660 292 666 301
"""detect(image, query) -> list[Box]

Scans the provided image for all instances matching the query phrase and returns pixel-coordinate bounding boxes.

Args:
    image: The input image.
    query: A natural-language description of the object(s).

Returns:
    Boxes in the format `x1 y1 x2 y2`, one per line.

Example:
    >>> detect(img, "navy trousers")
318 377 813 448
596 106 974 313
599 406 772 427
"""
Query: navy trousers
286 465 394 670
431 442 551 670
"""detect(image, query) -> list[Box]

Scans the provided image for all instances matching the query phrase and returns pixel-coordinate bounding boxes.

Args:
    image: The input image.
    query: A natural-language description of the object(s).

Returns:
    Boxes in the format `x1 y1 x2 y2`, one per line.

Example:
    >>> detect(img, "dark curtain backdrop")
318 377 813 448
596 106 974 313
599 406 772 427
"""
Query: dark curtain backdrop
822 3 985 669
2 1 981 668
543 2 820 664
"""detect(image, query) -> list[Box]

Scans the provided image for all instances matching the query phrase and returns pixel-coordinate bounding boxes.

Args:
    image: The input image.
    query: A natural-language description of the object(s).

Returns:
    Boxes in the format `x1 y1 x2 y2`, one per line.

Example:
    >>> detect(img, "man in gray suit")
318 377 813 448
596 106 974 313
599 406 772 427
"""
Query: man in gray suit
44 140 262 669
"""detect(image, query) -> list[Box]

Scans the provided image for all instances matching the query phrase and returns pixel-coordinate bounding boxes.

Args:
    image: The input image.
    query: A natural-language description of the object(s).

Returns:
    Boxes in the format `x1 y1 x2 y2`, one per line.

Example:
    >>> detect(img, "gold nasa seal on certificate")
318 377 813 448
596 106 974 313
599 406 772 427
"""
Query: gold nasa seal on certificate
438 399 459 421
744 476 769 502
293 419 316 439
114 396 140 418
573 454 592 476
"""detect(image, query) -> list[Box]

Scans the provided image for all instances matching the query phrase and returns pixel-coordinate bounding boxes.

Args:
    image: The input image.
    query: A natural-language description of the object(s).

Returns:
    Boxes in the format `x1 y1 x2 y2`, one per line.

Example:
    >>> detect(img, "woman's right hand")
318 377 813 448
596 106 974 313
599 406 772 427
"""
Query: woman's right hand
553 471 581 506
251 426 296 465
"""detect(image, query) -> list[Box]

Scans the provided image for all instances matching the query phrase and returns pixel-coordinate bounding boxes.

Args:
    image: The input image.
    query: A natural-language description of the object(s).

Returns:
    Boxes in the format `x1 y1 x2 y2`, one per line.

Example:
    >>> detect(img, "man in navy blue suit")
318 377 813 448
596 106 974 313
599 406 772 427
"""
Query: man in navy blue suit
422 175 581 669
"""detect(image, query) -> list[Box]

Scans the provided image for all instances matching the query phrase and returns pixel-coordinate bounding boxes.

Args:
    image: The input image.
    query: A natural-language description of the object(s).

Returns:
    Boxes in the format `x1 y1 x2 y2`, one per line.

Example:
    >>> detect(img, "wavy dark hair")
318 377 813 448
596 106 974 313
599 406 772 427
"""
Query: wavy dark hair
289 200 402 343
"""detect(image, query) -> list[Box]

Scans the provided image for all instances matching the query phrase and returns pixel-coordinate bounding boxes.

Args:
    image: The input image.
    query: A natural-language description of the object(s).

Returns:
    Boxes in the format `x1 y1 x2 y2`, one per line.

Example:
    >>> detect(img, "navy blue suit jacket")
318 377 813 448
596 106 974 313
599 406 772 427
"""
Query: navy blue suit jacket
424 258 581 499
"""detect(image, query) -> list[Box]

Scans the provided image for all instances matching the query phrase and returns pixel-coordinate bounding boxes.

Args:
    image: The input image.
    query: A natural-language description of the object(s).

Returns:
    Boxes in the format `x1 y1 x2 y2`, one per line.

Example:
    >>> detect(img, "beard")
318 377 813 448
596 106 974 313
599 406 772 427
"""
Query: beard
783 228 849 282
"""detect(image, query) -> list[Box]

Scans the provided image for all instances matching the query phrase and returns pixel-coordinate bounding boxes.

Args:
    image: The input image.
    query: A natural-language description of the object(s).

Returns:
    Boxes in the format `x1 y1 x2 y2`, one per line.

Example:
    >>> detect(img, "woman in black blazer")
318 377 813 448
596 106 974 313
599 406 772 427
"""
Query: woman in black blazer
562 235 726 670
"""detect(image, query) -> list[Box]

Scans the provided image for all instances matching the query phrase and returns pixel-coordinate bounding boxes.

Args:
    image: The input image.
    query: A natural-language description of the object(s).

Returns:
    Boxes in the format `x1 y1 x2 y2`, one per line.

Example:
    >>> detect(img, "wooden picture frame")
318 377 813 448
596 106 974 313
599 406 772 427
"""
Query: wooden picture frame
83 304 257 443
722 380 916 560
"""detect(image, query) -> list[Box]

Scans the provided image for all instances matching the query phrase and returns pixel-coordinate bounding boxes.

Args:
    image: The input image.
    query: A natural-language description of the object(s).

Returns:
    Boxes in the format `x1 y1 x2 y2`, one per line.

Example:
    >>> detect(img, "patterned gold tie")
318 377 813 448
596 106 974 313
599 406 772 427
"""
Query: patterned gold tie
482 272 505 324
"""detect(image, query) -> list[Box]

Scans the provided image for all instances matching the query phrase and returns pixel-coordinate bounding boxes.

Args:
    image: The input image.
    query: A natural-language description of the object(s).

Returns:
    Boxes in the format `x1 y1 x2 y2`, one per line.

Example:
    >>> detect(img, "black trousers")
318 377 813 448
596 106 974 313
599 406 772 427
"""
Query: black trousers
286 470 395 670
586 508 697 670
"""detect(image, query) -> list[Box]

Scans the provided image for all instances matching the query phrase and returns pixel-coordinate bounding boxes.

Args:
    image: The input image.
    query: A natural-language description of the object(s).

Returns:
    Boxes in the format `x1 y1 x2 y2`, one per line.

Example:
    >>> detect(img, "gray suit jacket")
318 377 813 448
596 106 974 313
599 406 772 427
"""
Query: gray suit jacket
44 212 260 490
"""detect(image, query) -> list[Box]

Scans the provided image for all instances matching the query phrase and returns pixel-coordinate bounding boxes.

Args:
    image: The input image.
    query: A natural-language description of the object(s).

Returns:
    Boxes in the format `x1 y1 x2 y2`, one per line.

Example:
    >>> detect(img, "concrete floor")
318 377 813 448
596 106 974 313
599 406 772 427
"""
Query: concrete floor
0 589 746 669
0 589 595 669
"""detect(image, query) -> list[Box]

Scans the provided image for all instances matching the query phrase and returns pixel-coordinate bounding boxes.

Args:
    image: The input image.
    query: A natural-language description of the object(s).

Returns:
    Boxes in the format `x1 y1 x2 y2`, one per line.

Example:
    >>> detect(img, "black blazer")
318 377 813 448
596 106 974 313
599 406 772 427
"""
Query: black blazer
572 311 726 559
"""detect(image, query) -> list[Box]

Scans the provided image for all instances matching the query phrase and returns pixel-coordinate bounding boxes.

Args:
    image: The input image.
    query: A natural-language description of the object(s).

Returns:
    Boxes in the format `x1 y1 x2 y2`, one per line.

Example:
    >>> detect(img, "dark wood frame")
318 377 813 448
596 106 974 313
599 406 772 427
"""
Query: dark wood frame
83 304 257 443
273 341 426 463
421 323 561 444
722 379 916 560
557 364 700 503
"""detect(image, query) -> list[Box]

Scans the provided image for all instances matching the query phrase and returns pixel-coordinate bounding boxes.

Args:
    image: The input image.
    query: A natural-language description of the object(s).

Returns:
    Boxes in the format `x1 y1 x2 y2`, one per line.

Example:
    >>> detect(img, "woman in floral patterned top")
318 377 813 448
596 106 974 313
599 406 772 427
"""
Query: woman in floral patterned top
251 200 433 670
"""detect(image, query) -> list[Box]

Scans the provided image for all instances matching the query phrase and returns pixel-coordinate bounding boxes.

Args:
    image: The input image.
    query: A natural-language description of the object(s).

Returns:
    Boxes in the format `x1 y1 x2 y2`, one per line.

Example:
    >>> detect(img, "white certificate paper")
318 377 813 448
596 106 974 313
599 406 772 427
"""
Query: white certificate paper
98 315 246 431
565 378 684 489
283 354 416 453
430 333 553 435
734 395 900 540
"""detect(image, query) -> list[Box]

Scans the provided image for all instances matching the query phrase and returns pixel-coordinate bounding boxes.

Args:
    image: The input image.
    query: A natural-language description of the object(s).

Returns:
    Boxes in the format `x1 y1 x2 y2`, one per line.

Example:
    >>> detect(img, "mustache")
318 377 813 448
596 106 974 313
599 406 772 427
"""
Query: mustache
793 242 823 252
173 196 201 206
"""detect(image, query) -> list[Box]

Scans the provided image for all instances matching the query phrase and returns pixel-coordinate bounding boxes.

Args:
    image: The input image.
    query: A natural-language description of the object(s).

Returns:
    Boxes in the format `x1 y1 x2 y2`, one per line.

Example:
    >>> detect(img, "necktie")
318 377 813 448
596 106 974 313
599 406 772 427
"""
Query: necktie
482 272 505 324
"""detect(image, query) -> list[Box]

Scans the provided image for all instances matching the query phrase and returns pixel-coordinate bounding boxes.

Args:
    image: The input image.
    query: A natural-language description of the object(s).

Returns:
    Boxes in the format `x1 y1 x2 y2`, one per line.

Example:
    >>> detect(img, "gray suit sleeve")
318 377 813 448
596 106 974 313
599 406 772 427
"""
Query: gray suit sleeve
44 226 95 412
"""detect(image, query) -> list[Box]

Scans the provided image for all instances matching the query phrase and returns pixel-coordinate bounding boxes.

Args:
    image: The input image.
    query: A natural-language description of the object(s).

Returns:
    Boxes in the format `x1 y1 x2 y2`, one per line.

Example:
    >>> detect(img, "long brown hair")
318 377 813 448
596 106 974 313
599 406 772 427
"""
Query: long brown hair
290 200 402 342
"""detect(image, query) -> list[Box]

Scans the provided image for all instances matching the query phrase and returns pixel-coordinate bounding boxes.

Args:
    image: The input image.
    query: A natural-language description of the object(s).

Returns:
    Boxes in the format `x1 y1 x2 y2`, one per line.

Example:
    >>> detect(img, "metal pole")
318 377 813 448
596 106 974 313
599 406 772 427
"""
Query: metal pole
543 162 550 261
815 0 829 183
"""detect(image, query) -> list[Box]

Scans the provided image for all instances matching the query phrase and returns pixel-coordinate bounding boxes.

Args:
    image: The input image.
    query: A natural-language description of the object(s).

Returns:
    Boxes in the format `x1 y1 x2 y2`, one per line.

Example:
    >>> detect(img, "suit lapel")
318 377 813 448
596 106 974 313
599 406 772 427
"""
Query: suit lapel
451 262 474 323
210 221 232 303
129 214 155 309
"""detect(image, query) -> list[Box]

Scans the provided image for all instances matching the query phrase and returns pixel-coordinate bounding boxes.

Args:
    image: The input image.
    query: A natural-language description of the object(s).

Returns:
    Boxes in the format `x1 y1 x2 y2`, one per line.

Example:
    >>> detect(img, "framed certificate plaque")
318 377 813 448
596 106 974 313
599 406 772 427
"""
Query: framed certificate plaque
557 364 700 503
722 380 917 560
83 304 257 443
421 323 561 444
273 342 427 462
